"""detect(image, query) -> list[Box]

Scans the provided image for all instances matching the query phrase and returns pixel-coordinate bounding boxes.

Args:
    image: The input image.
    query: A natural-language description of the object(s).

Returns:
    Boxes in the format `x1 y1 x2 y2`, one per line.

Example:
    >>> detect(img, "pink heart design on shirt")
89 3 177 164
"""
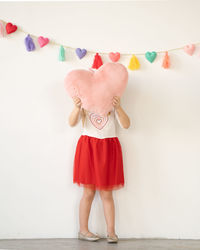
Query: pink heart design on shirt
89 112 108 130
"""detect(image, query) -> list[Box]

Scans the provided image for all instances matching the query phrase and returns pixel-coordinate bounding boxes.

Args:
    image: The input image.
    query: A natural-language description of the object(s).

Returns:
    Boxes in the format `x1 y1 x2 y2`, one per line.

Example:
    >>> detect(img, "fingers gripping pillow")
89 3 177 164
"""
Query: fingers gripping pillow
64 62 128 116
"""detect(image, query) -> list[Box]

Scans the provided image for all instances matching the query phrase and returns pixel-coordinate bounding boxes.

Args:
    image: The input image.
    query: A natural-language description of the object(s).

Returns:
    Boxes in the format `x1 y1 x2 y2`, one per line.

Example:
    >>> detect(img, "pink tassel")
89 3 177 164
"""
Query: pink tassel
162 51 170 69
0 20 5 37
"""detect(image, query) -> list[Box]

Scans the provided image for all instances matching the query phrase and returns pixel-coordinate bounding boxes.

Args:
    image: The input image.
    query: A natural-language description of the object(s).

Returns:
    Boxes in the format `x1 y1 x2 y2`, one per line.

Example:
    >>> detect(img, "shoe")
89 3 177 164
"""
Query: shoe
107 233 118 243
78 231 101 241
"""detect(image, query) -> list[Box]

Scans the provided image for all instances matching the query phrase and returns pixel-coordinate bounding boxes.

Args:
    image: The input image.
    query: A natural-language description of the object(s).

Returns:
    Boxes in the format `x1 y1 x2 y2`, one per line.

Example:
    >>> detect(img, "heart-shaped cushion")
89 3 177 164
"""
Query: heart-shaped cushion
145 51 157 63
38 36 49 47
184 44 195 56
109 52 120 62
76 48 87 59
64 62 128 116
6 22 17 34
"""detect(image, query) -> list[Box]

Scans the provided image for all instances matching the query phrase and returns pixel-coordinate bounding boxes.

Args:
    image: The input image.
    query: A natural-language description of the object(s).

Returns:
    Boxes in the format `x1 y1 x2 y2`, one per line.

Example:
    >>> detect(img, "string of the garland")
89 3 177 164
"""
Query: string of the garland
1 19 200 70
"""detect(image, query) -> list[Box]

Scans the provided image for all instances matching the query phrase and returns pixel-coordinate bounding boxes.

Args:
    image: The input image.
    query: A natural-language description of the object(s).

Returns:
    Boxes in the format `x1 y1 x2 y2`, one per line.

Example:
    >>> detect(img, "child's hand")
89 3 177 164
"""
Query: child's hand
112 96 120 109
72 96 82 108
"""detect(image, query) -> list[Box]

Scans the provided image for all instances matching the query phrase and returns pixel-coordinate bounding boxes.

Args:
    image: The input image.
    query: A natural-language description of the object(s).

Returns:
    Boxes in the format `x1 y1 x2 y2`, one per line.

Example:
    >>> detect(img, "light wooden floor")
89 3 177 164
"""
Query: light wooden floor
0 238 200 250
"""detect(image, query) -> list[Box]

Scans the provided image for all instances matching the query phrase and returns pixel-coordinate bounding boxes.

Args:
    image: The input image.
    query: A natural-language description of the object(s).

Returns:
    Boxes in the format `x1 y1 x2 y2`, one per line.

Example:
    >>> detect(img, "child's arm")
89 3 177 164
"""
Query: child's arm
68 96 82 127
113 96 130 129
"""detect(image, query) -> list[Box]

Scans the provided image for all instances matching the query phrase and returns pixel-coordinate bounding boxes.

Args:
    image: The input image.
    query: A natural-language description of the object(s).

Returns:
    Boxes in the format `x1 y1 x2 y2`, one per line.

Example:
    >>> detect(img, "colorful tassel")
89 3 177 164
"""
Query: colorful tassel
128 55 140 70
59 45 65 61
6 22 17 34
38 36 49 48
184 44 195 56
76 48 87 59
92 53 103 69
0 20 5 37
145 51 157 63
24 34 35 51
109 52 120 62
162 51 170 69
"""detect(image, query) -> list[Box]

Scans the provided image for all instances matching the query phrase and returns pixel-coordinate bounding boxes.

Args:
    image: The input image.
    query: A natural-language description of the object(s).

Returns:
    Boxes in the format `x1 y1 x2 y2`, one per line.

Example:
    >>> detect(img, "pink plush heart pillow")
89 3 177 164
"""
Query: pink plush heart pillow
64 62 128 116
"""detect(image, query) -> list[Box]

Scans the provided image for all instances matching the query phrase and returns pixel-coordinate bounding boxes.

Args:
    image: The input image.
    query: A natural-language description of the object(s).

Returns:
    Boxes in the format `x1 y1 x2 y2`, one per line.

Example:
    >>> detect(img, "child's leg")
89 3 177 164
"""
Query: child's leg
79 187 96 236
99 190 116 236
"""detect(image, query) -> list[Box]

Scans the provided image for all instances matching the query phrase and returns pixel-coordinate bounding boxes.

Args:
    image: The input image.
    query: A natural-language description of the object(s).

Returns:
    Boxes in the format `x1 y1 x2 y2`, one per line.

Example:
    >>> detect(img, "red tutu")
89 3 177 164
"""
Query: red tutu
73 135 125 190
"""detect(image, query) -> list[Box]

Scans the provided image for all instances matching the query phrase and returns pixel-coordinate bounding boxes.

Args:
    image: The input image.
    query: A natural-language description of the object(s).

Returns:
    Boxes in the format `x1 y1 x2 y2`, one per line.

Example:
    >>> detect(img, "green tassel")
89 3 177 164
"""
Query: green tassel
59 45 65 61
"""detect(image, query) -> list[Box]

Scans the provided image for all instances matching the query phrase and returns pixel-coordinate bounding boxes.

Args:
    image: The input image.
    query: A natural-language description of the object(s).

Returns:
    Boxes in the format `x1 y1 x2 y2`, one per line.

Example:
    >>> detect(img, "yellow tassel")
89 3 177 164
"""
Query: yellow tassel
128 55 140 70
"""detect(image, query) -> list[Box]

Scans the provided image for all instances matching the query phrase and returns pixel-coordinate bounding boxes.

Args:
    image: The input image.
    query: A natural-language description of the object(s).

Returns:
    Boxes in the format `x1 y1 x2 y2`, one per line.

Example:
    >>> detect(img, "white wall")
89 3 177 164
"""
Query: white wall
0 1 200 239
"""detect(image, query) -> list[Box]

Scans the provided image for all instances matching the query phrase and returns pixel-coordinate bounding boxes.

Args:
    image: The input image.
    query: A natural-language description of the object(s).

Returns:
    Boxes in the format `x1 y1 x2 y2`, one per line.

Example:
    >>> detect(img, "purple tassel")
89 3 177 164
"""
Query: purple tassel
25 34 35 51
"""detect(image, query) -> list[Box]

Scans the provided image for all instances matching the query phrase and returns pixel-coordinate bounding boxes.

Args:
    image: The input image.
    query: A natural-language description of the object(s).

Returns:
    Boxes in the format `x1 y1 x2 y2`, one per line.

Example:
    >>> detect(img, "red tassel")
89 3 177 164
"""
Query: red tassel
162 51 170 69
92 53 103 69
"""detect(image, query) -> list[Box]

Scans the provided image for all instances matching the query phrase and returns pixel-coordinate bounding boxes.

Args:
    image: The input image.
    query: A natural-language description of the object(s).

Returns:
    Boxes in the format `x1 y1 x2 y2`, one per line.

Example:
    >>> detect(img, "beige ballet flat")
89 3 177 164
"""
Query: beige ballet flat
78 231 101 241
107 233 118 243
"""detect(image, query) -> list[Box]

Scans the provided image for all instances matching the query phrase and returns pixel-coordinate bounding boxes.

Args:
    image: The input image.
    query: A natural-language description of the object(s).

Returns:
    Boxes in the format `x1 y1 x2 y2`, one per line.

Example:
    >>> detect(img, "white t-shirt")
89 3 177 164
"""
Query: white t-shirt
78 108 123 139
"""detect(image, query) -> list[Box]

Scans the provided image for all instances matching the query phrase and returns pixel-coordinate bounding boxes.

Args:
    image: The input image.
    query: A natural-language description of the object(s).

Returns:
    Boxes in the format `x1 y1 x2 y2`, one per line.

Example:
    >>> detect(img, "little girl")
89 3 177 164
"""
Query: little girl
68 95 130 243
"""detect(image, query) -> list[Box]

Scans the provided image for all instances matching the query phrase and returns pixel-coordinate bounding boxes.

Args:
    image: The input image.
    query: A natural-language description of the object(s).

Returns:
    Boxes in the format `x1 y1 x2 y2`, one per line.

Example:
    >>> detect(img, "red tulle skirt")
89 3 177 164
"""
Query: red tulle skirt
73 135 125 190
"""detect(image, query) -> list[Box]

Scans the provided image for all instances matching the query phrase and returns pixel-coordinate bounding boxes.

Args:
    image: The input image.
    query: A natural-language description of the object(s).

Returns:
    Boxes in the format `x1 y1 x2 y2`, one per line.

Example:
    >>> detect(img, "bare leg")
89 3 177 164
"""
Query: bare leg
79 187 96 236
99 190 116 237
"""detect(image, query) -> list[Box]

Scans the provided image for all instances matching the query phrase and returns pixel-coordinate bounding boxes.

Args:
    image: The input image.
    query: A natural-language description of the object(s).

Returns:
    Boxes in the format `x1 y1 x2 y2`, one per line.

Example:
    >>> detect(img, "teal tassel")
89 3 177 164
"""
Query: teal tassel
59 45 65 61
